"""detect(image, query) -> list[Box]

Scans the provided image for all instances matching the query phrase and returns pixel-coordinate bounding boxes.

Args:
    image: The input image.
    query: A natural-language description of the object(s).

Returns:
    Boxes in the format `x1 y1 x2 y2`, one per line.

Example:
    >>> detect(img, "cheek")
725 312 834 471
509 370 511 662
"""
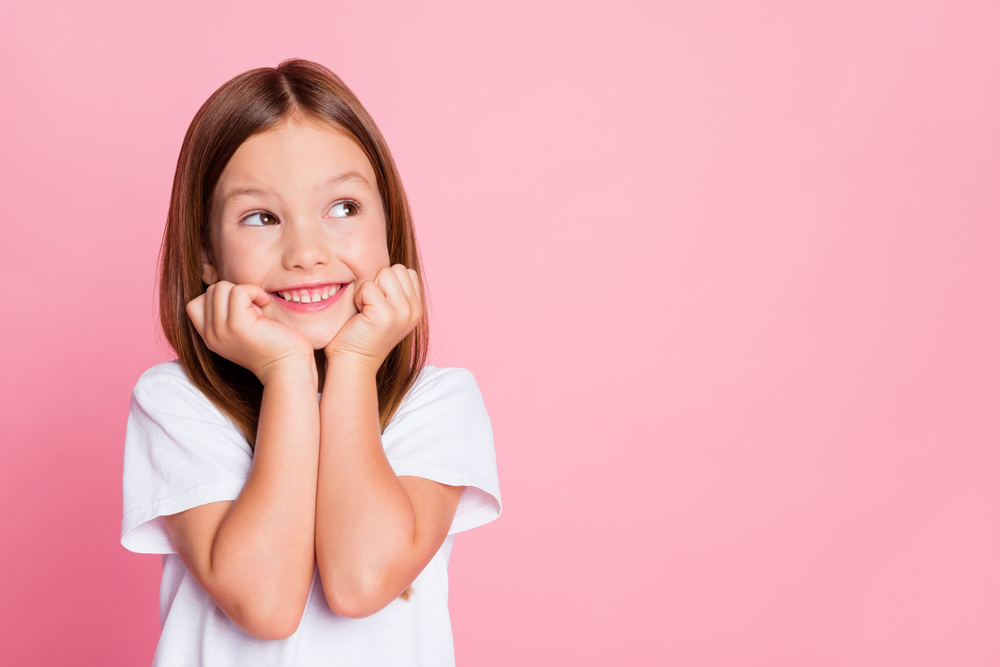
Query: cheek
375 243 391 268
216 237 267 283
345 226 391 277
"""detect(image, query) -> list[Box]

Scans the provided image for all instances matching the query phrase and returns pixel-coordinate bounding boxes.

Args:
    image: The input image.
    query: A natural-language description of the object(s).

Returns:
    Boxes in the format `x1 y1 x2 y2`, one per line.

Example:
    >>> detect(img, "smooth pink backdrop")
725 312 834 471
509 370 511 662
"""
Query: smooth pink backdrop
2 1 998 664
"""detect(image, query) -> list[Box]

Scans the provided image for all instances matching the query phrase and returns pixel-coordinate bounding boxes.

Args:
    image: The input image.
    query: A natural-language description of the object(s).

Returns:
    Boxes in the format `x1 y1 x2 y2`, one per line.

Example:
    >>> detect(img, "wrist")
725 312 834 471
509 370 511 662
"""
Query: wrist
323 350 380 382
256 353 318 388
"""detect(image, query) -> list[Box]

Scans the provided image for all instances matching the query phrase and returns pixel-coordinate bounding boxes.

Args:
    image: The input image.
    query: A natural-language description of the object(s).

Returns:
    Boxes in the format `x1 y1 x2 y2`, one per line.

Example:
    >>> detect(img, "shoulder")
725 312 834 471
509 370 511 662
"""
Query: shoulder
129 361 234 428
122 364 253 553
124 362 251 478
402 366 483 404
133 360 192 391
384 365 492 443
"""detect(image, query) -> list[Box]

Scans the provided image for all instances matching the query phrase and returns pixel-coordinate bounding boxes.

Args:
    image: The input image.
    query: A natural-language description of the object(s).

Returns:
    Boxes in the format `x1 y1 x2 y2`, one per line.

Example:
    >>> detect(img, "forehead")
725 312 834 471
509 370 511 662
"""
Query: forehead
214 117 378 204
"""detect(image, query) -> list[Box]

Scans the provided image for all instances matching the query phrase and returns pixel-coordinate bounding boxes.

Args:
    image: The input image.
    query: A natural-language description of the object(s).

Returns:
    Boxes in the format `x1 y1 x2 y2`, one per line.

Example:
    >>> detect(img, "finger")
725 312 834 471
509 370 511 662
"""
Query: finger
186 294 207 336
355 279 389 314
211 281 234 336
390 266 421 325
406 269 424 323
391 264 418 305
377 266 409 312
246 284 271 309
406 268 422 305
203 284 216 333
227 285 255 327
229 284 270 324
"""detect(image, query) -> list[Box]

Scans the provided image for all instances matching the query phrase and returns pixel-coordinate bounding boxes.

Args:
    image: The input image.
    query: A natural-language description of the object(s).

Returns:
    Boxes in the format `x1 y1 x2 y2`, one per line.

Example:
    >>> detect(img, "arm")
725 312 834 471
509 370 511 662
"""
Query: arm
164 282 320 640
315 266 463 618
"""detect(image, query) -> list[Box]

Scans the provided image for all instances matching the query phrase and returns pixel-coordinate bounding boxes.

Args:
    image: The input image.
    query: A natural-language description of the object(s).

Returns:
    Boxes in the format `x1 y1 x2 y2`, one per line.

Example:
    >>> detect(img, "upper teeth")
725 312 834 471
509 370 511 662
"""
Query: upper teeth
280 285 341 303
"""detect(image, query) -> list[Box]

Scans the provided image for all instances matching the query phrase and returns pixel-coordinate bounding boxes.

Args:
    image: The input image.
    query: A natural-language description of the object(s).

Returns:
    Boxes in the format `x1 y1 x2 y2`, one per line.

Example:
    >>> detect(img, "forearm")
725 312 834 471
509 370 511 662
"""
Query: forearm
172 364 320 637
315 355 419 616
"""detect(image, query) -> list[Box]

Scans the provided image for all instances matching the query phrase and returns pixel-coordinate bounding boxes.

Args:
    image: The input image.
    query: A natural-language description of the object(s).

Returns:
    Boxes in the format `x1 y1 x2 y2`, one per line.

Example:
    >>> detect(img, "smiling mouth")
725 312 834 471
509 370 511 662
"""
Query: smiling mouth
272 284 344 304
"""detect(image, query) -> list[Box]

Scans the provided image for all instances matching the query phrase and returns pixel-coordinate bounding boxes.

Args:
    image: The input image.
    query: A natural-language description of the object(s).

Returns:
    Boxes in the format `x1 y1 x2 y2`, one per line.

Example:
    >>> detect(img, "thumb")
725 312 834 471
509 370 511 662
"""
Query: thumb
229 284 272 324
234 284 271 308
354 280 385 313
249 286 272 309
249 286 271 316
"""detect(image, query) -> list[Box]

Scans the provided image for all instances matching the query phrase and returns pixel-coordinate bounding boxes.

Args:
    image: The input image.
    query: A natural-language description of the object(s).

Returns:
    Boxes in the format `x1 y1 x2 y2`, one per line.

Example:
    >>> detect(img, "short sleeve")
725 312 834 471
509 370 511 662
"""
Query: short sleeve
121 362 253 554
382 367 502 535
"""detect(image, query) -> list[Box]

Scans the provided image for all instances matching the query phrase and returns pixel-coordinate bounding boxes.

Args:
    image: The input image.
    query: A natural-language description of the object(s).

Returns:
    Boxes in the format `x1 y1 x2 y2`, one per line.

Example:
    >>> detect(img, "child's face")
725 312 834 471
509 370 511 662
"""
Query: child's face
204 117 391 350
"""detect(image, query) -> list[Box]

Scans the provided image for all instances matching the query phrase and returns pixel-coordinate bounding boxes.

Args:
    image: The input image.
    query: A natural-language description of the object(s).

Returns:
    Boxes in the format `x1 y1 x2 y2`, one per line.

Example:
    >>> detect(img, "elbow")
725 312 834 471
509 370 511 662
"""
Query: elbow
195 545 315 640
225 591 308 640
235 605 305 640
321 571 397 619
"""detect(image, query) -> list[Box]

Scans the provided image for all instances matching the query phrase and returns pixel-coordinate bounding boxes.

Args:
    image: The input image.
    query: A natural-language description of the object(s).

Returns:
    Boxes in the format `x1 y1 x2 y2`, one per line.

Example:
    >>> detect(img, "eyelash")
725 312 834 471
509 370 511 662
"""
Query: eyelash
239 200 361 226
328 200 361 218
240 211 279 226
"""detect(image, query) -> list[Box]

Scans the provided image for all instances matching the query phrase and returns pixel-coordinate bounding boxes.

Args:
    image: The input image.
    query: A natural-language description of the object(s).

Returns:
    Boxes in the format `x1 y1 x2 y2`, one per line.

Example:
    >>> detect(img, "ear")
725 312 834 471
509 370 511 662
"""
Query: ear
200 246 220 285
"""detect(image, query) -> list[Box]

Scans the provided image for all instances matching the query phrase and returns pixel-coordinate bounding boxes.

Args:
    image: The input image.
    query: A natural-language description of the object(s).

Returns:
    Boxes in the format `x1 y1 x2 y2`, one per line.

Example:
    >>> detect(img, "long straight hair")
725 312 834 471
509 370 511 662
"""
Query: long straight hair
159 59 428 447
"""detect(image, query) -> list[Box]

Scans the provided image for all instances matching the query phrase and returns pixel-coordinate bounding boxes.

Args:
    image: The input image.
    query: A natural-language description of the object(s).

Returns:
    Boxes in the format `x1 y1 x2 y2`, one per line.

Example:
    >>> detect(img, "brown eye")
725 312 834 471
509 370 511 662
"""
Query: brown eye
329 201 359 218
243 212 278 226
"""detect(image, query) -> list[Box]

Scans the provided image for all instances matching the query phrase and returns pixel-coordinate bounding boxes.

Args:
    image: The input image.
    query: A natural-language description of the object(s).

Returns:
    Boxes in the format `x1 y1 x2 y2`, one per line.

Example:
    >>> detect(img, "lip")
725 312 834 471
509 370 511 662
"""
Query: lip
269 282 349 313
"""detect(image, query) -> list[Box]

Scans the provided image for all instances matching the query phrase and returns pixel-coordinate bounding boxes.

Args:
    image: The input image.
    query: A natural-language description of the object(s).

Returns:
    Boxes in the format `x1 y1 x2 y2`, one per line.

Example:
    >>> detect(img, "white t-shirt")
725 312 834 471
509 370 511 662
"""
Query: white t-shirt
121 361 501 667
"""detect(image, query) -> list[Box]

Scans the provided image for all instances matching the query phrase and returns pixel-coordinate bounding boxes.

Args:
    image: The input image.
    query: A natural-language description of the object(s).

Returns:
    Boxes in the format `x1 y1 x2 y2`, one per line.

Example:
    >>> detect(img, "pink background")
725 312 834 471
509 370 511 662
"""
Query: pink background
1 1 998 664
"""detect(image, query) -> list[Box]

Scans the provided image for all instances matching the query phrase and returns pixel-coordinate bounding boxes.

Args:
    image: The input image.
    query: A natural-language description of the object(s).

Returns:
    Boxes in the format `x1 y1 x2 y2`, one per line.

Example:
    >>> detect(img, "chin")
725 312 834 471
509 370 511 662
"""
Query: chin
306 325 343 350
288 319 346 352
309 337 337 351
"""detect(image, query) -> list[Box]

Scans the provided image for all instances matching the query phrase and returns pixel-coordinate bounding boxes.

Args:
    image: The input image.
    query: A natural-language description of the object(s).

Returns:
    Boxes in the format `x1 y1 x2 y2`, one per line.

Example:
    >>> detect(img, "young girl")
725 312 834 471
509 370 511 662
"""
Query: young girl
121 59 501 666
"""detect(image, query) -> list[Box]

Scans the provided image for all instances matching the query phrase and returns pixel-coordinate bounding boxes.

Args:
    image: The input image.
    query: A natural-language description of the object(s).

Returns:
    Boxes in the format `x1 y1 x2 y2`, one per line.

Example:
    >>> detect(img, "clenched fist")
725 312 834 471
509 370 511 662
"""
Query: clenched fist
187 281 315 384
323 265 422 372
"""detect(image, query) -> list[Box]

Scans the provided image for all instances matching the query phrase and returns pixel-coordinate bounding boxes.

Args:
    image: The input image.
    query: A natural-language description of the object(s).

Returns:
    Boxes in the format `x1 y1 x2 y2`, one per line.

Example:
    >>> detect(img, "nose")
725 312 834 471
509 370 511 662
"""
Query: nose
281 218 330 271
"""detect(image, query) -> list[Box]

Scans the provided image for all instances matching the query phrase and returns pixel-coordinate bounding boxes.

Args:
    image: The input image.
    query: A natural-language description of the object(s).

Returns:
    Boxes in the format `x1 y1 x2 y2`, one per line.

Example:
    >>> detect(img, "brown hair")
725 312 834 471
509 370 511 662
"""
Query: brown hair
158 59 428 447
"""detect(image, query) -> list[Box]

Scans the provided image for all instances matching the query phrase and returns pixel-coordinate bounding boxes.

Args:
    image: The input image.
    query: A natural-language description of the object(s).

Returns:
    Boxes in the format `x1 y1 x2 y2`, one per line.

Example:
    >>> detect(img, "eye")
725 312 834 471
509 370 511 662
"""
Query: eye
328 201 360 218
242 211 279 226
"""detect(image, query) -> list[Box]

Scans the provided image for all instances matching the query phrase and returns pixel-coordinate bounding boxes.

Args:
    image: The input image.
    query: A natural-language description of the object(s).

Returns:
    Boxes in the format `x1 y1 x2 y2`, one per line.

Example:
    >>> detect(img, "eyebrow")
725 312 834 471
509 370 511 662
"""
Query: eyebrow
218 186 272 204
218 171 376 207
321 170 376 193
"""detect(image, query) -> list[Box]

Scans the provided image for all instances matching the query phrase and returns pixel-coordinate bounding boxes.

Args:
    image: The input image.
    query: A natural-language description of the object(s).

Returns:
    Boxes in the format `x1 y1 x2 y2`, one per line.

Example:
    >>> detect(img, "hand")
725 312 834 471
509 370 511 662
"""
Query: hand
324 265 423 372
187 281 315 384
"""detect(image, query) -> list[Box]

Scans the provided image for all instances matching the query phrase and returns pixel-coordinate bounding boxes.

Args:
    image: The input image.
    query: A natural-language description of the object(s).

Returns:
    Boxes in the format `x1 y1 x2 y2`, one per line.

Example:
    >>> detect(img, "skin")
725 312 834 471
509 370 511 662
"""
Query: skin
165 116 462 639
